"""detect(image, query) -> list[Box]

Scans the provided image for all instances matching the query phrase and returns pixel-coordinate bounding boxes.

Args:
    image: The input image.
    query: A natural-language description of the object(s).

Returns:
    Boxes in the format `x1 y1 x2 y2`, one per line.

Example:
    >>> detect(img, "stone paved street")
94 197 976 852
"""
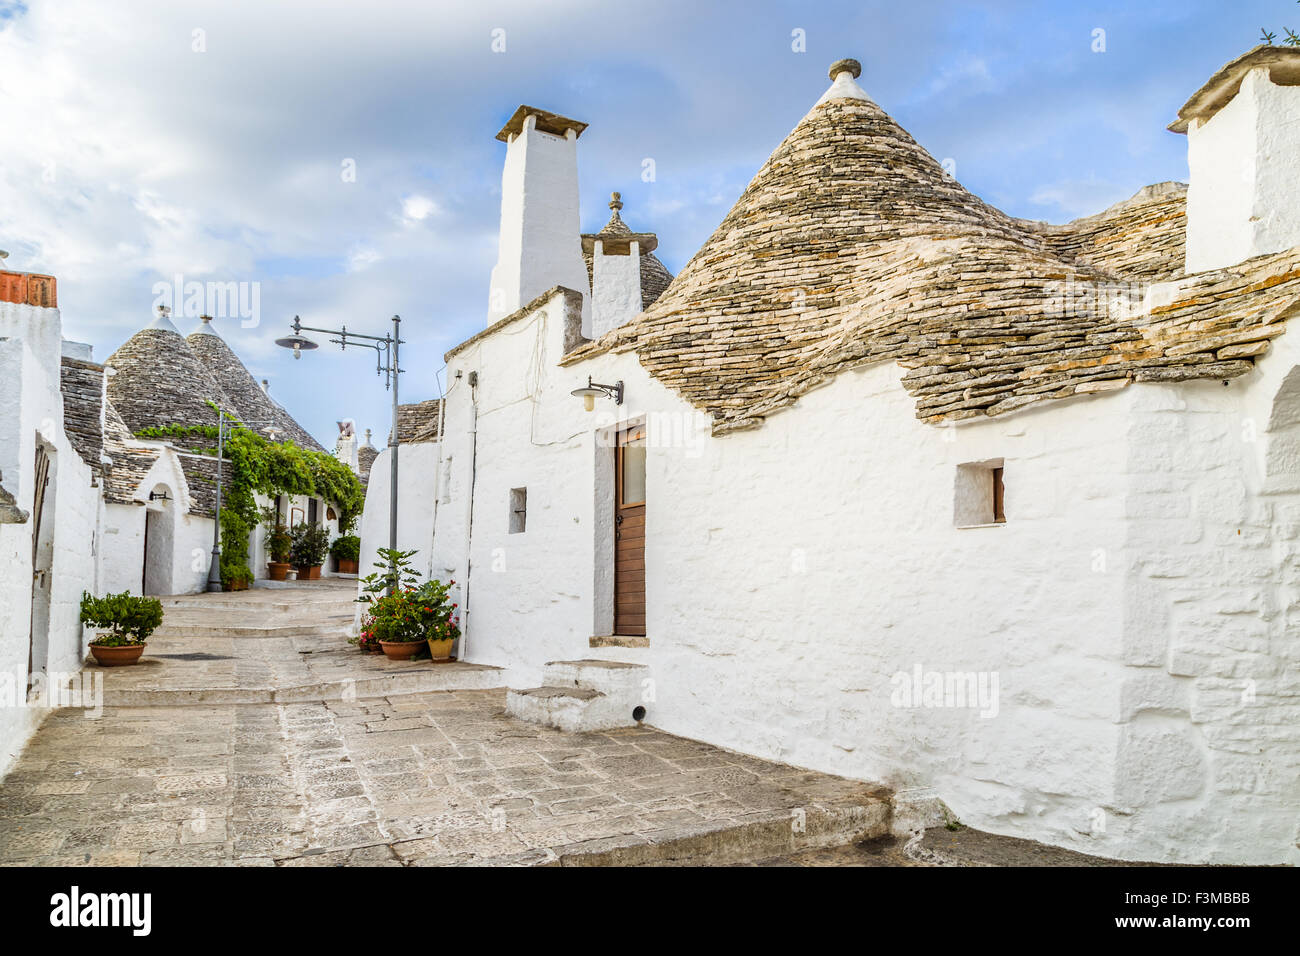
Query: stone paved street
0 689 888 866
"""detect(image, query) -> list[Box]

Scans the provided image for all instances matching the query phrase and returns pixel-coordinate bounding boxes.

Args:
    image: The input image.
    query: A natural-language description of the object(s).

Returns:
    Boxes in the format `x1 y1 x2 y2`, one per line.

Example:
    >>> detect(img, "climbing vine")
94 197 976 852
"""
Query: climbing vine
135 410 365 587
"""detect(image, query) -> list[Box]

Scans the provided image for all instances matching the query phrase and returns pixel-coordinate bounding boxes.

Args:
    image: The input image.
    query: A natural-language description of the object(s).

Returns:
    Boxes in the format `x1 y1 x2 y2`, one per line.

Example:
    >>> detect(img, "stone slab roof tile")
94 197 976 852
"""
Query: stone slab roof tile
59 355 105 476
561 86 1300 433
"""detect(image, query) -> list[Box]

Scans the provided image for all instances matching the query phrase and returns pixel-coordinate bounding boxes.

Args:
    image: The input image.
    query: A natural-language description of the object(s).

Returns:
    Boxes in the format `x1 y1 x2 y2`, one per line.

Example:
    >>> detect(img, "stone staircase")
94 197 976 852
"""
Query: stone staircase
506 659 650 732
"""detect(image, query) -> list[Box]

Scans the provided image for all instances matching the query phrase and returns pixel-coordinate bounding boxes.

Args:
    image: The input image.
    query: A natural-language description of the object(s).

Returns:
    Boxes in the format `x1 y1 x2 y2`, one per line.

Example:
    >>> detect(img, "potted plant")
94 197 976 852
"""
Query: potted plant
357 576 460 662
354 547 420 654
330 534 360 574
267 523 293 581
361 590 427 660
416 578 460 662
79 591 164 666
289 522 330 580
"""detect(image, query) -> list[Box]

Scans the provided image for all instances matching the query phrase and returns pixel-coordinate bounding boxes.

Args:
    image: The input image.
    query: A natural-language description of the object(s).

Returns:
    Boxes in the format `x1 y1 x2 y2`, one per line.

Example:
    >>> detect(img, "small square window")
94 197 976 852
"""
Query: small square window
955 460 1006 528
509 487 527 534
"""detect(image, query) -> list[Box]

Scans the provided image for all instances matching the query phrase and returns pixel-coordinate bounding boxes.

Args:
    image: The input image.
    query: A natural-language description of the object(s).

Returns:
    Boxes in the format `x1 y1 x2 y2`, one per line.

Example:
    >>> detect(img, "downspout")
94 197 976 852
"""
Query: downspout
427 368 446 581
460 370 479 661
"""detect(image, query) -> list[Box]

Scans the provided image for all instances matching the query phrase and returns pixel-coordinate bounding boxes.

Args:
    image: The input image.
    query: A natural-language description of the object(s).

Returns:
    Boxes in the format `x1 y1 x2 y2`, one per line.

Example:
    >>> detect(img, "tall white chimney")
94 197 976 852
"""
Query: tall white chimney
1174 46 1300 274
487 106 592 332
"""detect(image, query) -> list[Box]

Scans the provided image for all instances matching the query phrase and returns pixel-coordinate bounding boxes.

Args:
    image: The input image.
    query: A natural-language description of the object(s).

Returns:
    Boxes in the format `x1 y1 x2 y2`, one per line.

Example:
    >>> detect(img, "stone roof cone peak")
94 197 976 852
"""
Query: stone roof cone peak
817 56 871 105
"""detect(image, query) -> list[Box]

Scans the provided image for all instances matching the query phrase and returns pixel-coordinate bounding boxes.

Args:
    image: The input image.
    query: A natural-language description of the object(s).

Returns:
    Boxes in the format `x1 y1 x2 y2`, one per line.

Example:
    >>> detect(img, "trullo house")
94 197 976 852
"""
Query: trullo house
376 49 1300 865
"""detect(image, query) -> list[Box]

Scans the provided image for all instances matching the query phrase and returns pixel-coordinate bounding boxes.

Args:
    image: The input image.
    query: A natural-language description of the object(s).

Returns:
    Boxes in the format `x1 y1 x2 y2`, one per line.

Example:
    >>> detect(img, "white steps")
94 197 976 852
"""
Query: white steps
506 659 650 732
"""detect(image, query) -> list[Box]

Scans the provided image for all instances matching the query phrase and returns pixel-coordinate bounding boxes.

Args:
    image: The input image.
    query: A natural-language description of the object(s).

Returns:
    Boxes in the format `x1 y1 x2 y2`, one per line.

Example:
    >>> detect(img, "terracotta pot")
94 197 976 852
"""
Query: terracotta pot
427 638 454 661
379 640 422 661
89 643 146 667
296 565 322 581
337 558 358 574
268 561 292 581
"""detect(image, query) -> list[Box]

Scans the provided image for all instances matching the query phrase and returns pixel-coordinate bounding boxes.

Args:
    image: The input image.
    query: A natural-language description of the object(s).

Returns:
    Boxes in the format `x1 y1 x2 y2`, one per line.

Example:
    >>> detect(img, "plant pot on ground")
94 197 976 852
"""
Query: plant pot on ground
357 571 461 664
80 591 163 667
289 522 330 580
267 522 294 581
330 534 360 574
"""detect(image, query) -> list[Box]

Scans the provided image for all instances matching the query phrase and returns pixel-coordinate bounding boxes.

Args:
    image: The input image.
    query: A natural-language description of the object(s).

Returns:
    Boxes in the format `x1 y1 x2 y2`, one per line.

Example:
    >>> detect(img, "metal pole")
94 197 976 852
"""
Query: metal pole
387 314 400 594
206 413 224 592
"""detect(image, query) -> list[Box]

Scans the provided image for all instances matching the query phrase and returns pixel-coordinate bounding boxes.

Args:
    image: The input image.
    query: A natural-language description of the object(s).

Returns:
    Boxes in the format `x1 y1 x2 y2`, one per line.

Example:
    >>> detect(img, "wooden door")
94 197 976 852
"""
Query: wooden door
28 444 50 690
614 425 646 636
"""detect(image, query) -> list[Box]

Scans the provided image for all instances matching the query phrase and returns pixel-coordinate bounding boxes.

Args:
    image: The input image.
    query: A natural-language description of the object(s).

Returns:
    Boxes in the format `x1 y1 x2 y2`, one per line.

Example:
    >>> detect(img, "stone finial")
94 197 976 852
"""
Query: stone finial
200 314 213 324
609 192 623 212
364 428 373 444
829 58 862 80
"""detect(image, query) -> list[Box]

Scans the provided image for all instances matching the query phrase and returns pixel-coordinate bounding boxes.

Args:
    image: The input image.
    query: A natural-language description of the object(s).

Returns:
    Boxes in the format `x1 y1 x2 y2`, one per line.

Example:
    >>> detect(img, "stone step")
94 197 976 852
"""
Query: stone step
505 684 645 733
101 662 506 706
541 659 648 698
149 622 353 640
484 799 892 867
159 607 356 626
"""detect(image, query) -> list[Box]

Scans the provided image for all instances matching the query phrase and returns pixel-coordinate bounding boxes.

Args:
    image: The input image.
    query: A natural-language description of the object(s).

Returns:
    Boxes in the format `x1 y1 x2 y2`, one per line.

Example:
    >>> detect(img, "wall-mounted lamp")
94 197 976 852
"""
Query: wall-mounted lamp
570 376 624 412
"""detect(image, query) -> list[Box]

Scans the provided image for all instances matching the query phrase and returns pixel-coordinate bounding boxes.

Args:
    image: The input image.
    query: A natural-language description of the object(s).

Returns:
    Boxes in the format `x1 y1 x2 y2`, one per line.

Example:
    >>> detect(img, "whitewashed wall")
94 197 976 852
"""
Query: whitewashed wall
359 442 443 582
0 302 100 777
430 287 1300 864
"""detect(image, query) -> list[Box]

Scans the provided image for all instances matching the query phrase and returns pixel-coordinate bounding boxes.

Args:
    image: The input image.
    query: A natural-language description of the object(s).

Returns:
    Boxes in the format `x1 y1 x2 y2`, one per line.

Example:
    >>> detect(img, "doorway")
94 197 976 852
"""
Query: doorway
142 485 175 595
614 424 646 636
28 439 54 694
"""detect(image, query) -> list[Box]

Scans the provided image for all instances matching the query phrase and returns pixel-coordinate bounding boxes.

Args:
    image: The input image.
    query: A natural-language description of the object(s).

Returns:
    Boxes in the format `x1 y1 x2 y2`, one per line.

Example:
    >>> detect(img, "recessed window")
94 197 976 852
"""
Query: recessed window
955 460 1006 528
509 487 527 533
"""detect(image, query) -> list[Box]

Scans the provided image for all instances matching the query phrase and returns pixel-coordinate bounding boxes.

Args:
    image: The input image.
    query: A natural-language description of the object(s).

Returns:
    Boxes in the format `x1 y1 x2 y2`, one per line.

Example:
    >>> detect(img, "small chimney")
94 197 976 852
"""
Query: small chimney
487 105 592 331
582 192 659 338
1174 46 1300 273
261 379 270 394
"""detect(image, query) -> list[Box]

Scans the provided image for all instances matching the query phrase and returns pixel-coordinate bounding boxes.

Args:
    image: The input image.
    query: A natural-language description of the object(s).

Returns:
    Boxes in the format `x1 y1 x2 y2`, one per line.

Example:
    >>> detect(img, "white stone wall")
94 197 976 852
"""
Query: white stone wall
0 302 100 777
1186 66 1300 273
427 286 1300 864
359 442 444 582
590 242 642 339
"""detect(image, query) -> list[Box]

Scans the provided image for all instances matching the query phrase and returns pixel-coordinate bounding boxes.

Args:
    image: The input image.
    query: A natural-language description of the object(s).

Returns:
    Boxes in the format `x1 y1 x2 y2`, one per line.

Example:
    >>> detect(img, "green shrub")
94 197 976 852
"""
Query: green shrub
79 591 164 646
330 534 360 562
290 522 331 568
358 579 460 645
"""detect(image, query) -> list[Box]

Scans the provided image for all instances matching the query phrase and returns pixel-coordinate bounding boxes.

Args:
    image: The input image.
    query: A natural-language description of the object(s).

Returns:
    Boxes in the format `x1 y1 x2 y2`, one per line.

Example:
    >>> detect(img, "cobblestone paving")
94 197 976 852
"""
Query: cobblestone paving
0 689 887 866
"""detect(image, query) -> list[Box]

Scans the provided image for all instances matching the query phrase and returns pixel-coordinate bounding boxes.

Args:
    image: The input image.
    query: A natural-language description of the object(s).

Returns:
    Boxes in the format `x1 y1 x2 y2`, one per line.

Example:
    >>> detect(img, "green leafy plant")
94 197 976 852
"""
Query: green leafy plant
79 591 164 646
154 405 365 588
289 522 331 568
330 534 360 562
358 579 460 646
356 547 421 603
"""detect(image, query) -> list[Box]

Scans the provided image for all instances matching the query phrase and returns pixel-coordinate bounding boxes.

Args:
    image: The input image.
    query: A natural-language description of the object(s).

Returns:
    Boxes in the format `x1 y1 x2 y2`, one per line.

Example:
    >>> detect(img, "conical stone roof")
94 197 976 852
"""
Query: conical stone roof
186 316 324 452
563 58 1292 431
105 311 232 437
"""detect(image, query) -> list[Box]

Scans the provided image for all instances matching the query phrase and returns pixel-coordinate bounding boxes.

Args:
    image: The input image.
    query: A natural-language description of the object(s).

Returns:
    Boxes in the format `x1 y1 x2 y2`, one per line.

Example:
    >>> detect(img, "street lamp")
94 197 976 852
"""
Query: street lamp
275 313 403 593
205 410 285 592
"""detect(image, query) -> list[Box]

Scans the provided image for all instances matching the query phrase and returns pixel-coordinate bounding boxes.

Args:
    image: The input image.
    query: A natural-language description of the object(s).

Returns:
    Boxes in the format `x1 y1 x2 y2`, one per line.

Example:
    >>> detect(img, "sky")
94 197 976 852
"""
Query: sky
0 0 1292 447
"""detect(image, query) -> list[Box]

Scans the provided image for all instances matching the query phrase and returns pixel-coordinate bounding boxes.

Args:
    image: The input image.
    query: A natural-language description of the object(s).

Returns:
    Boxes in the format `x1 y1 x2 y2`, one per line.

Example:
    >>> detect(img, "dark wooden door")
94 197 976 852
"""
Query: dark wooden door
29 444 50 690
614 425 646 636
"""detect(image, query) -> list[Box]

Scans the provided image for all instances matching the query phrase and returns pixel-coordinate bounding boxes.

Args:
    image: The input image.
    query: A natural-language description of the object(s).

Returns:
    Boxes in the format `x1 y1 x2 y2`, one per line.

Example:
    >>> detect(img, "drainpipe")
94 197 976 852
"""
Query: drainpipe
427 371 447 581
460 371 479 661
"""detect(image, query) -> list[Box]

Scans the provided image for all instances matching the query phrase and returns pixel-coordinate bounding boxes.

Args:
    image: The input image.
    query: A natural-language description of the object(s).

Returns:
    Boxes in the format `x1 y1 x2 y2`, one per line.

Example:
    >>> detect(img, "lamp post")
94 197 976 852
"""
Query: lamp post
205 409 283 592
276 314 402 593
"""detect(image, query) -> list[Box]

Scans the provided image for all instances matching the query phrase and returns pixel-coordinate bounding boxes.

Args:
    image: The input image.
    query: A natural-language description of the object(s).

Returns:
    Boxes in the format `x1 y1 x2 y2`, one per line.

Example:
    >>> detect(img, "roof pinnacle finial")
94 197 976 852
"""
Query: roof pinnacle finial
610 191 623 212
828 58 862 80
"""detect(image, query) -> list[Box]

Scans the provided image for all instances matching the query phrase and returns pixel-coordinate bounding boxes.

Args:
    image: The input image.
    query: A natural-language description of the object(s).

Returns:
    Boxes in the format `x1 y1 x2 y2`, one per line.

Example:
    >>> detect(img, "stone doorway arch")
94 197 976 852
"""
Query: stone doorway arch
142 483 176 595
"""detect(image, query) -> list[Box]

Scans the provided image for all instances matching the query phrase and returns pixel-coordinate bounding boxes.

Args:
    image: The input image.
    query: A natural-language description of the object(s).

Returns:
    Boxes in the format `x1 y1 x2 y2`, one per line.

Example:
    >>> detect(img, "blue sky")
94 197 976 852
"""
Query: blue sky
0 0 1292 446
